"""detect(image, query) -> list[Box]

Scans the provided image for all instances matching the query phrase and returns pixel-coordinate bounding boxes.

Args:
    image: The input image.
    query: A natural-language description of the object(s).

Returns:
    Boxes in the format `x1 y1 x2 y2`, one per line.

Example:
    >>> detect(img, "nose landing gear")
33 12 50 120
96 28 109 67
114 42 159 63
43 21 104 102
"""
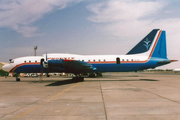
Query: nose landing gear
16 77 20 81
14 73 20 81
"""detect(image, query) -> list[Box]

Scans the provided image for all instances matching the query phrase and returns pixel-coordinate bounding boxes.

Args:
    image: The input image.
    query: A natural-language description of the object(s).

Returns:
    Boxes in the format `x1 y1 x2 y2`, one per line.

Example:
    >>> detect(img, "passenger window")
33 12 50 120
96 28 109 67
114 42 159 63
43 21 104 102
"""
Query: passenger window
35 60 37 62
104 59 106 62
93 60 95 62
24 61 26 63
29 60 31 63
99 60 101 62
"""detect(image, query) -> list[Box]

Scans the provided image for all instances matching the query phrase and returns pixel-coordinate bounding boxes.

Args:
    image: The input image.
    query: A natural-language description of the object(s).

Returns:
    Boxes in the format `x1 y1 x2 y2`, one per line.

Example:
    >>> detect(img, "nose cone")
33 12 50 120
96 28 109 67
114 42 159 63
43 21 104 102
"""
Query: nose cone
2 64 11 72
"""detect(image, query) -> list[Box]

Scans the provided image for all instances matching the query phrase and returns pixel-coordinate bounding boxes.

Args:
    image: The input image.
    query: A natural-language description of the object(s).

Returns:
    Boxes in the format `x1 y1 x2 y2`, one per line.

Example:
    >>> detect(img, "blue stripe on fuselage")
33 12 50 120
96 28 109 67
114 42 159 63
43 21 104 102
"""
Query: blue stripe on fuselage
13 64 66 73
14 64 42 73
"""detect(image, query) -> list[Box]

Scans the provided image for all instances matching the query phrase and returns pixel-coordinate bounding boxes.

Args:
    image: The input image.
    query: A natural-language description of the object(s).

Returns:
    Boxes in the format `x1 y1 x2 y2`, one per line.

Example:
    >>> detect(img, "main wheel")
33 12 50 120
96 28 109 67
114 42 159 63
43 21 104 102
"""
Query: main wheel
79 77 84 82
16 78 20 81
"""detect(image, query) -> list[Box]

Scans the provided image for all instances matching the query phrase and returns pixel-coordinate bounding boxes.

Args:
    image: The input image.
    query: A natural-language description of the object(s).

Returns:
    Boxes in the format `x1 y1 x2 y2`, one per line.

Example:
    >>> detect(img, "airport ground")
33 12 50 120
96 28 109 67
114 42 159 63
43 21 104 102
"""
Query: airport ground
0 72 180 120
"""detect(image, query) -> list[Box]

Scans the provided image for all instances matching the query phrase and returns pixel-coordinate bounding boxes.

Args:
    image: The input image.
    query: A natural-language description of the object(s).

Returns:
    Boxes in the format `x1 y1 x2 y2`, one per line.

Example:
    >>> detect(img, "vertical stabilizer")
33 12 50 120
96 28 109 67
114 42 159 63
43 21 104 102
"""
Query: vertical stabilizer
151 31 167 59
127 29 167 59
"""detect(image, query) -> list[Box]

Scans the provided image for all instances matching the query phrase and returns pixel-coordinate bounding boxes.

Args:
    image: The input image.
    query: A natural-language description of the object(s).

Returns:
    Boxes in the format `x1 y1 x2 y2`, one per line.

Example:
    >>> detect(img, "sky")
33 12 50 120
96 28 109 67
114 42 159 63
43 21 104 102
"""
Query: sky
0 0 179 69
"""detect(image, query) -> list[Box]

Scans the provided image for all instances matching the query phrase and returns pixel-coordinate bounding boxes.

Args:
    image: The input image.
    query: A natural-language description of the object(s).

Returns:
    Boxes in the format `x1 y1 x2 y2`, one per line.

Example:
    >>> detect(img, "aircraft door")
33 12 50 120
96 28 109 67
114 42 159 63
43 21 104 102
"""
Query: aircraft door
116 57 120 64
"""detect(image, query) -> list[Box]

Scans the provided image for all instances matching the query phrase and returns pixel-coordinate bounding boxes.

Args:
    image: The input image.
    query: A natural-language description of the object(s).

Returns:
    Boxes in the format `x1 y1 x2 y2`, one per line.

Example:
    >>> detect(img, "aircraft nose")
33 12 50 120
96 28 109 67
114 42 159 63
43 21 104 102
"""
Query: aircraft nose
2 64 11 72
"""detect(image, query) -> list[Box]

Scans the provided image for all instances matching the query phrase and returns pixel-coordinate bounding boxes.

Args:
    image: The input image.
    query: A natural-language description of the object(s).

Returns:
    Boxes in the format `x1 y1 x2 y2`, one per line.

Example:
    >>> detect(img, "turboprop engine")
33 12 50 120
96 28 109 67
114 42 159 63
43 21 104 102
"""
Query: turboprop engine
40 59 64 68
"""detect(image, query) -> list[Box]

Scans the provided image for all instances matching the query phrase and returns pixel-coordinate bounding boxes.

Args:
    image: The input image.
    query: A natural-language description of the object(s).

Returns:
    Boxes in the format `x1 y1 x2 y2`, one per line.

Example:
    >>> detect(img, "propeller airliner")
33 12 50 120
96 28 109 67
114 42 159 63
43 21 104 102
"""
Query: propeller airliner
2 29 177 81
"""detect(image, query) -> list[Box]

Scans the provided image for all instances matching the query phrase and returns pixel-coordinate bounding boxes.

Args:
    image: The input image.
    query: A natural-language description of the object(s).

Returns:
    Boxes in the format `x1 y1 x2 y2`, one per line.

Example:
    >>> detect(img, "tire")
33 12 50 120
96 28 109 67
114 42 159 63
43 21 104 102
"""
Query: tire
16 78 20 81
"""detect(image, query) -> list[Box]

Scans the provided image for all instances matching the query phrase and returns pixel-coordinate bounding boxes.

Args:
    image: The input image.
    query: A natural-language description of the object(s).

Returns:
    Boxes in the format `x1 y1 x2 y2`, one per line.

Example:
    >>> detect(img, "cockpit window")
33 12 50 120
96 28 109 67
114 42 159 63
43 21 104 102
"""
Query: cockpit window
10 60 14 63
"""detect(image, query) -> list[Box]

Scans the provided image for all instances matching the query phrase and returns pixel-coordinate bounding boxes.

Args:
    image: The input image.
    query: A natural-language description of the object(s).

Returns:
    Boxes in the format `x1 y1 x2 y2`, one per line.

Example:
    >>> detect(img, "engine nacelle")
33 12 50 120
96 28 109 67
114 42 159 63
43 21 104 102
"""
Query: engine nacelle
48 59 64 68
47 59 65 68
41 59 64 68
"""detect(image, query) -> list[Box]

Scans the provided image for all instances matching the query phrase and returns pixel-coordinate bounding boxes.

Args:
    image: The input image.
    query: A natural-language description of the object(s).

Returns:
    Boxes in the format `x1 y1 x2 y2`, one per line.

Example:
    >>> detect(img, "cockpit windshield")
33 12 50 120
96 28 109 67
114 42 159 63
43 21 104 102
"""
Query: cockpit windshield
10 59 14 63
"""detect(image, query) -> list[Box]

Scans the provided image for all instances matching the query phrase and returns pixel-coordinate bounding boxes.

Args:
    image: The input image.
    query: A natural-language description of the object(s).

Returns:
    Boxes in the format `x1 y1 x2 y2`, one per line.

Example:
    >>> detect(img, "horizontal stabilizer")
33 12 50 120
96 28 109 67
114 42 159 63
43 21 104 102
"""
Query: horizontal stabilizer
157 60 178 65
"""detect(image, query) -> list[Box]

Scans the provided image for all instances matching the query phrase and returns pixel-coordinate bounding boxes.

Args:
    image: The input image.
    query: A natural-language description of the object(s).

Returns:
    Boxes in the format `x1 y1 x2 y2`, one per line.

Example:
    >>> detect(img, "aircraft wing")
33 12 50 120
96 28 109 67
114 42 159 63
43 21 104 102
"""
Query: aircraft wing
45 59 96 74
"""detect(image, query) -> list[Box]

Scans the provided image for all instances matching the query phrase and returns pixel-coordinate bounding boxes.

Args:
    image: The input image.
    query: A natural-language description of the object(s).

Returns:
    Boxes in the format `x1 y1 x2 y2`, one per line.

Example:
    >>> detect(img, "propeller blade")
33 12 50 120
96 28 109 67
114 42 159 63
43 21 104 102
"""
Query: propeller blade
39 66 43 81
40 58 44 81
46 52 47 61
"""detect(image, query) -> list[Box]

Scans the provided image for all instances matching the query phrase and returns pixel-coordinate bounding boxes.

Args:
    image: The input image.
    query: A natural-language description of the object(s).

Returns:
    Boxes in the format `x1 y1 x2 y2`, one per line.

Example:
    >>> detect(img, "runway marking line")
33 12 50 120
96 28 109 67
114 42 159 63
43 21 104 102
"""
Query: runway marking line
12 82 81 120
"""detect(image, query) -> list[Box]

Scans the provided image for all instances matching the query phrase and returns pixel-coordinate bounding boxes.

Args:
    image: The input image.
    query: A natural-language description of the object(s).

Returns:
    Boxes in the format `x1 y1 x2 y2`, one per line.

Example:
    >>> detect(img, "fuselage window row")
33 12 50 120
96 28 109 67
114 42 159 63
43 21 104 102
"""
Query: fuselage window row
24 60 38 63
22 59 138 63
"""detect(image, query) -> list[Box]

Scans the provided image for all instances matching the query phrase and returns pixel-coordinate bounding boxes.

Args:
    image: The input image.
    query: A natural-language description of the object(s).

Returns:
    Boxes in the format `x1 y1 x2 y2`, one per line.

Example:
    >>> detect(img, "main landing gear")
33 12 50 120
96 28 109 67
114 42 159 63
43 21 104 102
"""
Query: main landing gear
72 74 84 82
88 72 102 77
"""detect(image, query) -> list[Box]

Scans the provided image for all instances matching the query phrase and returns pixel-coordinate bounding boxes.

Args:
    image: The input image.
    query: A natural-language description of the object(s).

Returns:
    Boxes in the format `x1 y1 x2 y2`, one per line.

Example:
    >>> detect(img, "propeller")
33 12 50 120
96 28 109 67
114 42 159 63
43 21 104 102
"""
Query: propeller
46 52 47 61
39 58 44 81
39 52 48 81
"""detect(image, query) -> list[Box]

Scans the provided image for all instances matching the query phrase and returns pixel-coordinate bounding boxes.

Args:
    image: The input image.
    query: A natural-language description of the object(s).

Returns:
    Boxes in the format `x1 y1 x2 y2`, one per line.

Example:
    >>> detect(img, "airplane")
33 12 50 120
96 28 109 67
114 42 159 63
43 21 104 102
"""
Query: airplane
2 29 177 81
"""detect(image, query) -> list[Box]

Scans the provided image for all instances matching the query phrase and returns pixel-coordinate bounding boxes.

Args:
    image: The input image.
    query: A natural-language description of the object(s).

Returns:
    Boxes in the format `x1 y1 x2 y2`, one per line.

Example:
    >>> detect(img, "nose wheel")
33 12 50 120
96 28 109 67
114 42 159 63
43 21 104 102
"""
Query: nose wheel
16 77 20 81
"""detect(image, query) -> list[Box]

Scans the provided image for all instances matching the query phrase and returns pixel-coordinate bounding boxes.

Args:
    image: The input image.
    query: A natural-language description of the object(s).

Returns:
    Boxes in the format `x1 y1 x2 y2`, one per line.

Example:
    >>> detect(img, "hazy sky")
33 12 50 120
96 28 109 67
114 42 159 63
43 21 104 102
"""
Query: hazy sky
0 0 179 69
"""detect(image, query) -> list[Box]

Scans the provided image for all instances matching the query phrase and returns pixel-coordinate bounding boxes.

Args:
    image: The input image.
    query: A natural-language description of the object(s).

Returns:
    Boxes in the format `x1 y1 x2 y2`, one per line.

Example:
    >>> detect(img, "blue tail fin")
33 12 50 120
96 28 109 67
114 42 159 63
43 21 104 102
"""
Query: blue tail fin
127 29 167 59
151 31 167 59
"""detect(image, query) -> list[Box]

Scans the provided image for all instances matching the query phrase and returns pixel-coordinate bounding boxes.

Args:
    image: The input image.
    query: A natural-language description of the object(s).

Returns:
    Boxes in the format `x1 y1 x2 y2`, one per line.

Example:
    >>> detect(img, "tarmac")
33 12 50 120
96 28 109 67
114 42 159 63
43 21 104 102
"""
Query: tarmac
0 72 180 120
